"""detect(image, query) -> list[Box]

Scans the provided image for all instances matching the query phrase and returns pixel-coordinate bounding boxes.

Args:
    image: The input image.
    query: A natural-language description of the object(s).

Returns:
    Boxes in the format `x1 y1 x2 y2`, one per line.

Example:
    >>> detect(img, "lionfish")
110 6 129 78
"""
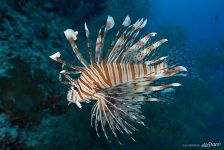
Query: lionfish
50 15 187 143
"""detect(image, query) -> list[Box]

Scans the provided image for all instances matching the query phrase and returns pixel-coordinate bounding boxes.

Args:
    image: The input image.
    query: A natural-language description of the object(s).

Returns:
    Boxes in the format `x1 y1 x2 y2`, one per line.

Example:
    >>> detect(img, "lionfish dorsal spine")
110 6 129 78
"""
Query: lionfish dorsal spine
49 52 83 71
101 16 115 48
92 16 115 64
142 38 168 56
127 32 157 54
85 22 94 65
105 15 131 58
133 39 167 62
64 29 89 67
119 19 148 63
95 28 103 63
58 15 169 69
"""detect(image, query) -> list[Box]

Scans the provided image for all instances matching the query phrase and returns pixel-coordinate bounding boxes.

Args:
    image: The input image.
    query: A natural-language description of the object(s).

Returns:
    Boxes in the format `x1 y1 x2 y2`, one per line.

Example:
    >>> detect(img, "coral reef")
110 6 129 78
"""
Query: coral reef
0 113 27 149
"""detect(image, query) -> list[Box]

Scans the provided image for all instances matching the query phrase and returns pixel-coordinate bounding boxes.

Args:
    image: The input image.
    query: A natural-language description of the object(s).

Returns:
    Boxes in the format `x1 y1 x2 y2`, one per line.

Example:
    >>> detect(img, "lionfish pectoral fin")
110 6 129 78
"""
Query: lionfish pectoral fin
91 92 145 143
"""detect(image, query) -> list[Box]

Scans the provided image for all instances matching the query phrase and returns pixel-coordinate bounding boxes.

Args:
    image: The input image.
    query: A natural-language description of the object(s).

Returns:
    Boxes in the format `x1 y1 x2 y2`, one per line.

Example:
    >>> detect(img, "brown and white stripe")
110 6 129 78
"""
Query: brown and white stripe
76 62 167 99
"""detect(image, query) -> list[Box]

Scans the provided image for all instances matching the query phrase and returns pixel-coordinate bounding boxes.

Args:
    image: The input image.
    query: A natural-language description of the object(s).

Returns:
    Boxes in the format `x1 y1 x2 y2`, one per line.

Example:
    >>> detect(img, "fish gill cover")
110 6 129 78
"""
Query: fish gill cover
0 0 223 149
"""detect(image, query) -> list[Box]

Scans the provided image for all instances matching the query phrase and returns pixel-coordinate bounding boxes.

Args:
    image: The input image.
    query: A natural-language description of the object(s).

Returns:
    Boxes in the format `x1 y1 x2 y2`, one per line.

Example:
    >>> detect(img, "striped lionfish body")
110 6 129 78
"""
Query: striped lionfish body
50 15 187 143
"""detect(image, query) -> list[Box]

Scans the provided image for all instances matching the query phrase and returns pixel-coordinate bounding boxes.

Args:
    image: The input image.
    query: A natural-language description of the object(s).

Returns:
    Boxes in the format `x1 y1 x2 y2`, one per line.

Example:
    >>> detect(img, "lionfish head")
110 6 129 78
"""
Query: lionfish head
67 87 82 108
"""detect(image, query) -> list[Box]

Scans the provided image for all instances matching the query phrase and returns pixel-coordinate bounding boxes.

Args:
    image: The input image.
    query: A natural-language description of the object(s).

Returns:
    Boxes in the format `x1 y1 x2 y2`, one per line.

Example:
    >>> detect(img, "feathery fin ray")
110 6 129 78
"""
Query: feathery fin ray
85 22 94 65
64 29 89 67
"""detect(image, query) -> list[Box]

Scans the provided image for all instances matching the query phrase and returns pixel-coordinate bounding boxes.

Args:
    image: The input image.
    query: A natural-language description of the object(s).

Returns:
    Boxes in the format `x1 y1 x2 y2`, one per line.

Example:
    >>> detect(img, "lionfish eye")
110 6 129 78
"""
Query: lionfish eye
72 86 78 91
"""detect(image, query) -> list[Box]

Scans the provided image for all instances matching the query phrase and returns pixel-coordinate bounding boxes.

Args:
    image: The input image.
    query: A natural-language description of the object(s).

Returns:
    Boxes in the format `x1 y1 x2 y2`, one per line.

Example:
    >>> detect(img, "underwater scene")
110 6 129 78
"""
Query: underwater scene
0 0 223 149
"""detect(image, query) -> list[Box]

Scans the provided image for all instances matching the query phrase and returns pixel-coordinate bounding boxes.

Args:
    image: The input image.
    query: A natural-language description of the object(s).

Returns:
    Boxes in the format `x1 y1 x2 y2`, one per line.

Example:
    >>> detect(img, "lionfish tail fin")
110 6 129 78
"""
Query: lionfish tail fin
167 40 199 79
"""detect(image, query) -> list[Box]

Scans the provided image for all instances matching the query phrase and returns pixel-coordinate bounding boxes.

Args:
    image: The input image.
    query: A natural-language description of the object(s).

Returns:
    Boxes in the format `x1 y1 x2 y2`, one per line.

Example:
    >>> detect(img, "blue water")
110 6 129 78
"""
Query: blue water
0 0 223 149
155 0 224 46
